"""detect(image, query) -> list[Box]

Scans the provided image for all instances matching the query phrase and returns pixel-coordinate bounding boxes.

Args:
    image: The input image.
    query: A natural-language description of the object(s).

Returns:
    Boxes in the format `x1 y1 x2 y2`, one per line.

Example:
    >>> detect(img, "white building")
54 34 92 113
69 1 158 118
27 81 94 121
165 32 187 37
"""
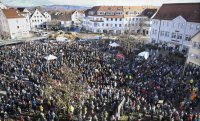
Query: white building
71 10 85 27
0 9 31 39
83 6 157 35
0 1 7 9
50 11 74 30
30 9 51 28
186 31 200 67
150 3 200 52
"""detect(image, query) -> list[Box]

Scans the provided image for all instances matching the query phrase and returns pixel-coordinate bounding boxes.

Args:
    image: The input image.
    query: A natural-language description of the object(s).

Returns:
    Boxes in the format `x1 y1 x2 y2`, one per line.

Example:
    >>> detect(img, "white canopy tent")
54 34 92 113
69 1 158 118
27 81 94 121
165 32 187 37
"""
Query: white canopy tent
56 37 68 42
44 55 57 74
138 51 149 60
109 42 120 47
44 55 57 61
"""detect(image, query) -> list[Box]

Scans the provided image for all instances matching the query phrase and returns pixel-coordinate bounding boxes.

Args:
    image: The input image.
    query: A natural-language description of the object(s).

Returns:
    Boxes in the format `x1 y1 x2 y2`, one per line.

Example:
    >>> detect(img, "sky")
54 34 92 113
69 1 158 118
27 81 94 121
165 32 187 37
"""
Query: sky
1 0 200 7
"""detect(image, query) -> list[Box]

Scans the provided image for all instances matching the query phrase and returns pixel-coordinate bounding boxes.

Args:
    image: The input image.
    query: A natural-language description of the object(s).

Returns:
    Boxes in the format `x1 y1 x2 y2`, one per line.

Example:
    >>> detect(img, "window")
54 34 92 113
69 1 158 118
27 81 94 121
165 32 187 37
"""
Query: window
115 24 117 27
120 18 122 21
94 23 97 27
102 23 104 26
196 25 200 30
32 20 34 22
110 24 112 27
17 26 19 29
132 24 134 26
119 24 121 27
167 22 169 27
107 18 109 21
190 24 194 30
129 18 131 21
38 20 39 22
115 18 117 21
160 31 164 36
132 18 134 21
181 23 184 29
173 23 175 27
125 24 127 27
165 32 169 37
172 33 176 38
162 21 164 26
177 34 182 39
111 18 113 21
185 35 191 41
193 42 197 48
41 20 42 22
106 24 108 27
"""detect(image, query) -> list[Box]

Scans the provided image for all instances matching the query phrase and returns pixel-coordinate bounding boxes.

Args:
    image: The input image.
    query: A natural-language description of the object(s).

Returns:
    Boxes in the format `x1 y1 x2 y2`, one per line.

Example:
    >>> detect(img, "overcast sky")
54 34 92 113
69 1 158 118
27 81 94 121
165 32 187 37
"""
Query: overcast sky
1 0 200 7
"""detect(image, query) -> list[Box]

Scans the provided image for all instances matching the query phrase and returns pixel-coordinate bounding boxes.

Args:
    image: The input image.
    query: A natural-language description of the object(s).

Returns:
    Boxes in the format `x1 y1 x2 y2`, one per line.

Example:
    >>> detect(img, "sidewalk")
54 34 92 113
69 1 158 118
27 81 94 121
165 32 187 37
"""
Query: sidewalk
0 36 47 46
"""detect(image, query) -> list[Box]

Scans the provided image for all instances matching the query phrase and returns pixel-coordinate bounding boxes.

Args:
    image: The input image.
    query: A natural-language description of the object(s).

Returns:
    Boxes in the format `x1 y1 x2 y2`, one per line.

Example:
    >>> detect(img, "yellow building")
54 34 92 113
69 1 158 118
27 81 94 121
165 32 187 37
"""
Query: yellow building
187 31 200 67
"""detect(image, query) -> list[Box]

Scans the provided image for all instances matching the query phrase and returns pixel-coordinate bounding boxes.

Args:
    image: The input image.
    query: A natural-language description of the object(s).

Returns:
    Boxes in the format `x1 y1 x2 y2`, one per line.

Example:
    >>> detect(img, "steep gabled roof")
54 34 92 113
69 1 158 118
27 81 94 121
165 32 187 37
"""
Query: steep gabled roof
140 8 157 18
51 11 73 21
153 3 200 23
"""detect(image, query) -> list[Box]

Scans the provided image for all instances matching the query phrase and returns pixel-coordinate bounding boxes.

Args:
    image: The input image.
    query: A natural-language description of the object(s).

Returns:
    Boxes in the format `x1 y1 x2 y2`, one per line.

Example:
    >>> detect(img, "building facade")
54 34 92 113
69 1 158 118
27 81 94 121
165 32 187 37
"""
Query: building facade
30 9 51 28
186 31 200 67
71 10 85 27
150 3 200 52
83 6 157 35
0 9 31 39
50 11 74 30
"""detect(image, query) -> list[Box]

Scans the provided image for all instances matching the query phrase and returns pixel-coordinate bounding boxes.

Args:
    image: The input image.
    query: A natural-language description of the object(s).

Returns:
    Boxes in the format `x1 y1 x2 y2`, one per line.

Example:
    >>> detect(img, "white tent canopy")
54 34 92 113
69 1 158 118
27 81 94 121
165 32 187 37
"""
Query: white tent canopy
109 42 120 47
44 55 57 61
56 37 67 42
138 51 149 60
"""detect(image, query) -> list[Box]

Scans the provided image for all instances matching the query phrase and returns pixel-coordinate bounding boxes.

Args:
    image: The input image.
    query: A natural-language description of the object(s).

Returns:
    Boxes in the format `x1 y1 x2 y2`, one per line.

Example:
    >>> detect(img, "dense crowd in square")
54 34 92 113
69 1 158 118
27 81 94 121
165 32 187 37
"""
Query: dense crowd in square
0 39 199 121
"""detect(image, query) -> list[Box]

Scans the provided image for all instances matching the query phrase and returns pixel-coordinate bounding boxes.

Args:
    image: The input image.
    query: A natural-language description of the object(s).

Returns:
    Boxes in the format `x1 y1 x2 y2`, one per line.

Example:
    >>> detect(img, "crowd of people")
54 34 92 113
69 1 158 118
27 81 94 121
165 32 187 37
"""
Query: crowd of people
0 39 199 121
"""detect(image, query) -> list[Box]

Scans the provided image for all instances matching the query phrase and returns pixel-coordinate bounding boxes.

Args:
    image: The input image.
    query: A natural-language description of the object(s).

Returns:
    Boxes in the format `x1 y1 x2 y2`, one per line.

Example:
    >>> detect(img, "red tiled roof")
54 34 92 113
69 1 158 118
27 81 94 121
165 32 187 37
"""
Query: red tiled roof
2 9 25 19
85 6 157 18
153 3 200 23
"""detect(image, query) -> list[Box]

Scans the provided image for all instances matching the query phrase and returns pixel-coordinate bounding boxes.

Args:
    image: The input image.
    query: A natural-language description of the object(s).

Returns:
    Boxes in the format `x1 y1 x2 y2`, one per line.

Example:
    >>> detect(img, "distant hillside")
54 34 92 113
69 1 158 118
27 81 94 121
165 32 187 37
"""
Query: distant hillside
8 5 90 11
40 5 90 11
